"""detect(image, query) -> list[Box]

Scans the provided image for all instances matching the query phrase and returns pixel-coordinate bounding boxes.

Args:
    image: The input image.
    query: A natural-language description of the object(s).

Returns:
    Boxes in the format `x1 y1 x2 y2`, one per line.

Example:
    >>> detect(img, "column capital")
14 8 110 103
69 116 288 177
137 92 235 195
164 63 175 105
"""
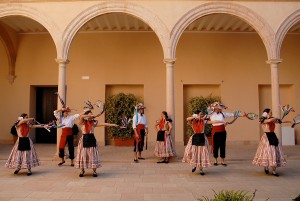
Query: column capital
164 58 176 64
7 74 16 85
55 58 70 65
266 59 282 65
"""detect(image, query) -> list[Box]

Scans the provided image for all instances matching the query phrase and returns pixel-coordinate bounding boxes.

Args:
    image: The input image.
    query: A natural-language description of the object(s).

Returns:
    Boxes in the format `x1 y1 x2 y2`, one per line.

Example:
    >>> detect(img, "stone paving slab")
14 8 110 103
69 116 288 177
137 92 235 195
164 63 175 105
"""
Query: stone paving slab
0 143 299 201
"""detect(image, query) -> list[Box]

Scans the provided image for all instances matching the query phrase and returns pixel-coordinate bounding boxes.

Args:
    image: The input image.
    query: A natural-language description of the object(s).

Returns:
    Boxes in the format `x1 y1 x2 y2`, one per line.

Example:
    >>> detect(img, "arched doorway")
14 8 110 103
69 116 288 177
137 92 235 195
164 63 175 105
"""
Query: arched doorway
64 12 165 145
0 15 57 143
174 13 268 144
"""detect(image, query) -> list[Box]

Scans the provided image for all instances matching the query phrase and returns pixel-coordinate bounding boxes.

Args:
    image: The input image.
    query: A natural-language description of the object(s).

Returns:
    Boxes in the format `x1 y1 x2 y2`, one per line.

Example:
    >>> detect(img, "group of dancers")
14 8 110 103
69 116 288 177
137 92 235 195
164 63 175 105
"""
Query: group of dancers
5 101 290 177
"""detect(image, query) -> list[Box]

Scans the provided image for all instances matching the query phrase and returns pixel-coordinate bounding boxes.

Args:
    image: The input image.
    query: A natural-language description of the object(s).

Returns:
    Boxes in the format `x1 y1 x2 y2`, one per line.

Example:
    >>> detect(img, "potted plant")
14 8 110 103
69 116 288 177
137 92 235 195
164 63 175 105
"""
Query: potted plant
186 94 220 145
105 93 137 146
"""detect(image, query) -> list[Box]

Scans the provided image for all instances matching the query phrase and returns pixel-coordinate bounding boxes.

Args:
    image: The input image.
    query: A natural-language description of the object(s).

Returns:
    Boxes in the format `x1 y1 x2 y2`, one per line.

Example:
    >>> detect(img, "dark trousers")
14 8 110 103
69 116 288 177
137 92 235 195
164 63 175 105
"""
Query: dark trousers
213 131 227 158
59 135 75 159
133 129 145 152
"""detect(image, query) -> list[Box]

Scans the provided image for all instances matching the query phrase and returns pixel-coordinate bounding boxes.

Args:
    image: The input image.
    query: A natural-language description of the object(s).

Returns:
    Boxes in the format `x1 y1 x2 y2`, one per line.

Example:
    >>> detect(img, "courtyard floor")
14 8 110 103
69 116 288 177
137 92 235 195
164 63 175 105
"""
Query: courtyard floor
0 143 299 201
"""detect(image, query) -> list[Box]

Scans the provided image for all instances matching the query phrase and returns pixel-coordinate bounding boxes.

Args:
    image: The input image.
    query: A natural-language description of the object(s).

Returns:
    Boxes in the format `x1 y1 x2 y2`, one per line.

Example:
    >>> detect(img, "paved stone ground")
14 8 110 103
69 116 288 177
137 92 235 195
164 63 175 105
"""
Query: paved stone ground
0 143 299 201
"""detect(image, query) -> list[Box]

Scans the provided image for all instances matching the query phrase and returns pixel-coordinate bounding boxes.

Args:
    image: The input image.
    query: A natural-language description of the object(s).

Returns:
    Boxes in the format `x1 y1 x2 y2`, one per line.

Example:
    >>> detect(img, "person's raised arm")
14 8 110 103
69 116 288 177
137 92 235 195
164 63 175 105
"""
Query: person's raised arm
96 123 118 127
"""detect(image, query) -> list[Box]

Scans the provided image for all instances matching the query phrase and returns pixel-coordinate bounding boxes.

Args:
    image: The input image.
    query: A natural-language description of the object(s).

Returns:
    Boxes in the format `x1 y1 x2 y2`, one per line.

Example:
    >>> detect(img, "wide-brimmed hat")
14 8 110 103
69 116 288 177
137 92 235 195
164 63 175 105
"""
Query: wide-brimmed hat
136 103 145 109
210 102 227 111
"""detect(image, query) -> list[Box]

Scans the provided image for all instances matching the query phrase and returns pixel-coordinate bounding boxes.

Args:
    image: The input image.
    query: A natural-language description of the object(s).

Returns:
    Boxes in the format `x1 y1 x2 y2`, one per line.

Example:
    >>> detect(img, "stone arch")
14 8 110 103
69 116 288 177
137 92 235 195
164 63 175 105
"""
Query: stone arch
0 4 59 83
61 1 170 60
276 9 300 59
170 2 276 60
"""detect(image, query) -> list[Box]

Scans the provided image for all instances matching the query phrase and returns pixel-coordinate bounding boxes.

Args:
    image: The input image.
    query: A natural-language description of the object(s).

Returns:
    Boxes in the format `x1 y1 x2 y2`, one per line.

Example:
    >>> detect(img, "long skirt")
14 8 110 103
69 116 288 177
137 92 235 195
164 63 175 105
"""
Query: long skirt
252 133 286 167
182 134 211 168
5 138 40 169
154 134 176 157
75 135 101 169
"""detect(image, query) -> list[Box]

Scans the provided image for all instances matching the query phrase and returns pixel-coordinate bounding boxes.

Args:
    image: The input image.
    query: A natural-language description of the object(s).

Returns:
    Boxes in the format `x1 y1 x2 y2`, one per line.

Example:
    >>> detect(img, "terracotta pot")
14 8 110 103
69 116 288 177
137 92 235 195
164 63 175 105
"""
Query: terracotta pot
113 138 134 146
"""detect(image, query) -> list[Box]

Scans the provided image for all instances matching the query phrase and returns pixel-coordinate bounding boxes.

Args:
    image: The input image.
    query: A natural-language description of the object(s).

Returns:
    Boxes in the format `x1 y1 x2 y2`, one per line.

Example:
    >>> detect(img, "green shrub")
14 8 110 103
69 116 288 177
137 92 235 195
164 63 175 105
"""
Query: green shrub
186 94 220 138
105 93 138 139
198 189 257 201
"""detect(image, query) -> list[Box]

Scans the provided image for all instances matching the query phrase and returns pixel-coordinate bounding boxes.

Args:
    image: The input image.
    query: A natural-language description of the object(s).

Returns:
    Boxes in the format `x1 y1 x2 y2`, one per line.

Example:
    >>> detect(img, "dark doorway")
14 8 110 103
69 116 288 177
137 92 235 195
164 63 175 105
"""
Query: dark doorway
36 87 57 143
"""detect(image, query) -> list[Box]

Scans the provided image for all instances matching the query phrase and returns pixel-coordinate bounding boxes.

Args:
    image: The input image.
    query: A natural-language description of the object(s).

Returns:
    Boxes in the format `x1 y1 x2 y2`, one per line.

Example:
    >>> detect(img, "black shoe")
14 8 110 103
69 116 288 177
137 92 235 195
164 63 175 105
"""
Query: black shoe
192 167 196 172
14 169 20 174
27 172 32 176
79 170 85 177
214 163 218 166
200 172 205 176
138 157 145 160
272 172 279 177
164 160 169 164
221 163 227 167
93 172 98 177
157 160 165 163
264 168 269 174
58 161 65 166
70 164 74 167
134 159 138 163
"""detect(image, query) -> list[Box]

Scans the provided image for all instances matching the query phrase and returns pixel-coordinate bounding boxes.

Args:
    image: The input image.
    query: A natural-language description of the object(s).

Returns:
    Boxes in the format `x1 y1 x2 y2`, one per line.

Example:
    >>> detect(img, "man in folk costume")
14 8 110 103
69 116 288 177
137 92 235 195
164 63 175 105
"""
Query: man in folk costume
54 107 80 166
132 103 148 162
209 102 234 166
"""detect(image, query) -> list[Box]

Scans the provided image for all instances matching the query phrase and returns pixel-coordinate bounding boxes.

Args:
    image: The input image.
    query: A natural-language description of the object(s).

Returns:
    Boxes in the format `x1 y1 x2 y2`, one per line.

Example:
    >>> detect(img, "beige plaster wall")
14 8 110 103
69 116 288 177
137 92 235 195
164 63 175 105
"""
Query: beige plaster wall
175 32 300 144
1 31 300 145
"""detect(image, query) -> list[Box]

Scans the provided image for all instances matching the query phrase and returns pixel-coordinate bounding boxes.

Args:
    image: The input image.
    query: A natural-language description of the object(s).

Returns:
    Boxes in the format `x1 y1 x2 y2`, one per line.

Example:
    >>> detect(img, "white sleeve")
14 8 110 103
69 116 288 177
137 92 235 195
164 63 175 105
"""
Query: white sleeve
223 112 234 118
71 114 80 121
53 111 60 119
132 115 137 129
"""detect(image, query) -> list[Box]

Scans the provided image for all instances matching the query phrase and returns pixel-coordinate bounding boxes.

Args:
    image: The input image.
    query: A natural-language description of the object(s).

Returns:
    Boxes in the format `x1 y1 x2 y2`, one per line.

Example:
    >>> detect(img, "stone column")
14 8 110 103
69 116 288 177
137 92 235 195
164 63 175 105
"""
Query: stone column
267 59 282 142
164 59 176 144
55 58 69 151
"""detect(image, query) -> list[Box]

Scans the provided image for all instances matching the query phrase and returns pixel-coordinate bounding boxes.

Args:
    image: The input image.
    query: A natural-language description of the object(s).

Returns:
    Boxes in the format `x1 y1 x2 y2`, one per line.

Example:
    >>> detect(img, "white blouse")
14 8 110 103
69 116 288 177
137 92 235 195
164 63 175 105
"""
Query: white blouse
132 113 148 129
210 112 234 126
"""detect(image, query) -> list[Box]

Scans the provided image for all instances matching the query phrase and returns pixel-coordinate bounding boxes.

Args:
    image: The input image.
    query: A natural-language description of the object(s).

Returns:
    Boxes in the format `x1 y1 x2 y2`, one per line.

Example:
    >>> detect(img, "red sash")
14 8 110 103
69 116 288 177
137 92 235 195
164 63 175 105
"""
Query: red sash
62 127 73 136
211 125 226 150
135 124 145 142
59 127 73 149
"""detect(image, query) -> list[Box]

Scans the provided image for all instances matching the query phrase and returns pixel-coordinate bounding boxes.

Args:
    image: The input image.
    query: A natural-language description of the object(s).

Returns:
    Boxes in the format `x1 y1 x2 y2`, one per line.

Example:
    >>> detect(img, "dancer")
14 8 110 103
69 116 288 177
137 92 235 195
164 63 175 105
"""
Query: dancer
5 113 49 176
209 102 243 166
252 108 287 176
183 110 225 175
132 103 148 162
154 111 175 163
75 109 118 177
54 107 80 166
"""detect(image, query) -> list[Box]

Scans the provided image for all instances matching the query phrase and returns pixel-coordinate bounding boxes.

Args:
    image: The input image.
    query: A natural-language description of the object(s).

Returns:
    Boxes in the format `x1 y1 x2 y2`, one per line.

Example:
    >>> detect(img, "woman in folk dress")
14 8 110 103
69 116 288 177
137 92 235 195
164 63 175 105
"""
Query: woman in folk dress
75 109 118 177
6 113 49 176
253 108 288 177
182 110 225 175
154 111 176 163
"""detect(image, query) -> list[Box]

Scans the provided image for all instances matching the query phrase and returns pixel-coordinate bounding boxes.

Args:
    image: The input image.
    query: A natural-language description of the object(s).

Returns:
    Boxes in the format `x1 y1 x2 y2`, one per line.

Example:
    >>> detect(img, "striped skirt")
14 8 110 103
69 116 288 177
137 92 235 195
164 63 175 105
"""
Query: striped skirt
5 138 40 169
75 135 101 169
154 135 176 157
182 134 211 168
252 133 286 167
